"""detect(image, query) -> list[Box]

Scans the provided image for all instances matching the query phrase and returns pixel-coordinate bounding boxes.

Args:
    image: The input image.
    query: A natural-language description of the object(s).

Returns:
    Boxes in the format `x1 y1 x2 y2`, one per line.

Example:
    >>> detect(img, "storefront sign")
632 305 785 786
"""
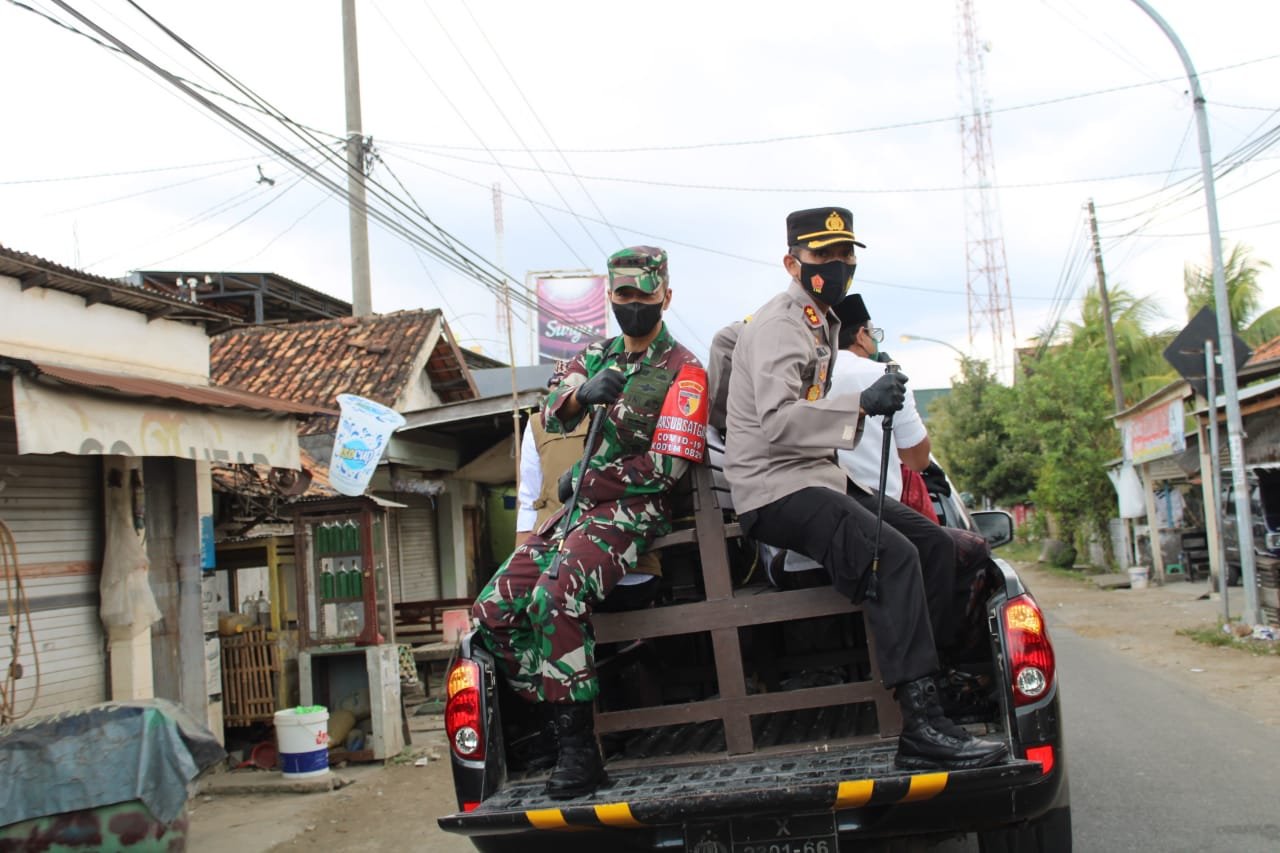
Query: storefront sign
13 376 300 467
1122 398 1186 465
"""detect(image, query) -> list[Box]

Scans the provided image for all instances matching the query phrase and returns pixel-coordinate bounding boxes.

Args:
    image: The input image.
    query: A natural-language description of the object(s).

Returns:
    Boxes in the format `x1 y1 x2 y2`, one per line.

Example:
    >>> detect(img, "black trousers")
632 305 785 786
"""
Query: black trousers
847 488 961 651
741 487 940 687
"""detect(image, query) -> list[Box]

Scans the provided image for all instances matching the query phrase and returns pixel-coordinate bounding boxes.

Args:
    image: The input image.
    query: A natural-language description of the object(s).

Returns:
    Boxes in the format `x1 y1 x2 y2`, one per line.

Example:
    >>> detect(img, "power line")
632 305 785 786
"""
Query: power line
5 0 344 144
415 1 607 258
380 51 1280 156
47 2 538 320
381 142 1216 194
107 0 584 326
460 3 624 248
366 0 591 270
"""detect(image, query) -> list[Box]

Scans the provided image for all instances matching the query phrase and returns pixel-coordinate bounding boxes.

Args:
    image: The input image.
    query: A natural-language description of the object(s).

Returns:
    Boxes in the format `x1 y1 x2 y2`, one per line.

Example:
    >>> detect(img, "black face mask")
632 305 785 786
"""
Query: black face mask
797 259 855 307
612 300 663 337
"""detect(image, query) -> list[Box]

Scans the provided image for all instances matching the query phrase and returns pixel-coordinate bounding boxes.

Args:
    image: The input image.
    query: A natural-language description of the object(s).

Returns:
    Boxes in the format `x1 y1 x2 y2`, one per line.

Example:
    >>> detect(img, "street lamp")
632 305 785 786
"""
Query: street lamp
899 333 967 361
1128 0 1259 624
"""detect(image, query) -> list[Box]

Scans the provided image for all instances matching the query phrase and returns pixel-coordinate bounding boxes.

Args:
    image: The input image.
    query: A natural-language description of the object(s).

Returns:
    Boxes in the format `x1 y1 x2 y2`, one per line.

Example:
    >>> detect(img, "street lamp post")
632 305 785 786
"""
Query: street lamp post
1128 0 1259 624
899 333 967 362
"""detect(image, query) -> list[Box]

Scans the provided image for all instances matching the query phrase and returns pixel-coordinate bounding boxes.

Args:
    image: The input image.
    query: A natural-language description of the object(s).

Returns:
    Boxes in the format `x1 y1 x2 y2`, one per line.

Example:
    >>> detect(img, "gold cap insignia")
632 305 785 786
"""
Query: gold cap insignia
825 211 846 232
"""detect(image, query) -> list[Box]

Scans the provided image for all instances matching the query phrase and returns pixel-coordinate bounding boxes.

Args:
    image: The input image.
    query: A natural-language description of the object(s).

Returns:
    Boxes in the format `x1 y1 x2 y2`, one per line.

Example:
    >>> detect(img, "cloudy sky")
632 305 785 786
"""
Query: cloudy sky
3 0 1278 388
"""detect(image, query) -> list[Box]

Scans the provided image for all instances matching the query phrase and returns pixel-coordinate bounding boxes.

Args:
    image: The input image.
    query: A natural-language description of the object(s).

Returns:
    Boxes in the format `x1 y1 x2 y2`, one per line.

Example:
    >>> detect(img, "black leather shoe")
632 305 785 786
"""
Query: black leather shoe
894 676 1008 771
545 703 607 799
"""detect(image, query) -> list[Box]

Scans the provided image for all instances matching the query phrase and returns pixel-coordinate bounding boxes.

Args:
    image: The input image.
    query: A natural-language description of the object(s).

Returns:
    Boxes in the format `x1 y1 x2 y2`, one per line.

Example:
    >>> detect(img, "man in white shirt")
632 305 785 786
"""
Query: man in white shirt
831 294 931 501
829 294 971 664
829 292 998 676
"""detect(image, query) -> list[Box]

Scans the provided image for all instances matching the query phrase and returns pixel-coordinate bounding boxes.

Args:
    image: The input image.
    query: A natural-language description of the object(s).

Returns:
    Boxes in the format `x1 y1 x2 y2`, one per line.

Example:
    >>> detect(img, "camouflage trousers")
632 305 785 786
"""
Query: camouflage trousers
472 516 648 703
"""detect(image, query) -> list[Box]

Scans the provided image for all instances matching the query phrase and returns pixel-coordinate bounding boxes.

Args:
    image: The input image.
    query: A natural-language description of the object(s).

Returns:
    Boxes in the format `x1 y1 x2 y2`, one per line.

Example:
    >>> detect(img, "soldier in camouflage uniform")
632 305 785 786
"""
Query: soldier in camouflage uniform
473 245 707 799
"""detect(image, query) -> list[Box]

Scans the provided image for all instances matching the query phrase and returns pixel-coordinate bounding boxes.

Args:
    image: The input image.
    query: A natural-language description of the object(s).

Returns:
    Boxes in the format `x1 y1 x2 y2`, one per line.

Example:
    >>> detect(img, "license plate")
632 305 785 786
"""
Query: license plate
683 811 838 853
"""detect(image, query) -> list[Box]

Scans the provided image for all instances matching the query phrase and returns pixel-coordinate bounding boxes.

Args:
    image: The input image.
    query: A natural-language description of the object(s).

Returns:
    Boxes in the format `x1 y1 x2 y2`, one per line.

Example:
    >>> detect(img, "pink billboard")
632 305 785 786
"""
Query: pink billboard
536 275 607 364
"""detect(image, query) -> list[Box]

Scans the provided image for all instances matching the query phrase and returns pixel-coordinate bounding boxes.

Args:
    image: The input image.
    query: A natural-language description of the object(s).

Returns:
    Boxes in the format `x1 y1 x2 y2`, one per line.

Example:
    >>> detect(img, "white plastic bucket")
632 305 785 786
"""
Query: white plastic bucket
329 394 406 496
1128 566 1149 590
274 706 330 779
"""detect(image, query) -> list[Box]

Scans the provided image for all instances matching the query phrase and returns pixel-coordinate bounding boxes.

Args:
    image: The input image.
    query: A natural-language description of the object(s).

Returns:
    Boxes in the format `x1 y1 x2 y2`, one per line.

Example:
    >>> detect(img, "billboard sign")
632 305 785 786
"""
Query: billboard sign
1122 397 1187 465
536 275 607 364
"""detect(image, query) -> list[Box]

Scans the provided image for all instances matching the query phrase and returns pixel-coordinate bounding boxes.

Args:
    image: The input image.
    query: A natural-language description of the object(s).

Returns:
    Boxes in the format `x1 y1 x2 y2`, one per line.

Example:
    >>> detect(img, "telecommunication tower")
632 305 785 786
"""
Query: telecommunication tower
956 0 1016 372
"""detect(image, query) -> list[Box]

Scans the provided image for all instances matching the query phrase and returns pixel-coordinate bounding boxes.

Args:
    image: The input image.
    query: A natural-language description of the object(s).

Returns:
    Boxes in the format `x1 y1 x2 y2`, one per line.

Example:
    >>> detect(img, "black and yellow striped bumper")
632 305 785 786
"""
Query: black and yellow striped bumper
438 748 1044 837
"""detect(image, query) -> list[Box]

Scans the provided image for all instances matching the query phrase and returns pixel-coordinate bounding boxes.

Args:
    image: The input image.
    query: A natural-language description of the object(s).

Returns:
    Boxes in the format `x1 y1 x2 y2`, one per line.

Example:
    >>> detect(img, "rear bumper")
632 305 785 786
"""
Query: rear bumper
439 742 1060 841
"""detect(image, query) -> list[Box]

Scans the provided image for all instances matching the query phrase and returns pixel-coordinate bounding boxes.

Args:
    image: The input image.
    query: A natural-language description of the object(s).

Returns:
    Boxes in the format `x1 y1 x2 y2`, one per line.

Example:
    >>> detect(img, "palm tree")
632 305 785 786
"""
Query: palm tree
1067 286 1177 405
1183 243 1271 340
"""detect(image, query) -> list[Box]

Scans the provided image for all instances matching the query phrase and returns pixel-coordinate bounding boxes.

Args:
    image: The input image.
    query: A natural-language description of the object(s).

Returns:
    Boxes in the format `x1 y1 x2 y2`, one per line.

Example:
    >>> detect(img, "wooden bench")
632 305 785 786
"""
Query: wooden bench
591 463 901 757
393 596 472 646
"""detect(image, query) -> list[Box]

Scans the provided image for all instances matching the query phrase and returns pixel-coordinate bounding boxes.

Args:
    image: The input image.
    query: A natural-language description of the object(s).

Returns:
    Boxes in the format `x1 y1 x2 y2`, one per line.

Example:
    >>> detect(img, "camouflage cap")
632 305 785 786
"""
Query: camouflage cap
607 246 668 294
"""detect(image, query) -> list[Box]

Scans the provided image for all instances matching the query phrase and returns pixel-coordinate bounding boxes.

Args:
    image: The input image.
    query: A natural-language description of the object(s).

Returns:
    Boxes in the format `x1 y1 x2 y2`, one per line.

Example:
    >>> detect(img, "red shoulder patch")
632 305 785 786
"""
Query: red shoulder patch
803 305 822 328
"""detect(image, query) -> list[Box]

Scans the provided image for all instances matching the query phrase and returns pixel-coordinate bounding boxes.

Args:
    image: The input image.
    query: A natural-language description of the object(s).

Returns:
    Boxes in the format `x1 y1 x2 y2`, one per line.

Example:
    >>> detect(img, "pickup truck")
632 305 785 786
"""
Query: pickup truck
438 463 1070 852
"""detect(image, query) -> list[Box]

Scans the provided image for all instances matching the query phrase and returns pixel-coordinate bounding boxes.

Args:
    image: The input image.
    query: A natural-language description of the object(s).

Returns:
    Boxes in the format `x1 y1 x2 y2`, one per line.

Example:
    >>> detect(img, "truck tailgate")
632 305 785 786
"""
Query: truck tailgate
438 743 1042 835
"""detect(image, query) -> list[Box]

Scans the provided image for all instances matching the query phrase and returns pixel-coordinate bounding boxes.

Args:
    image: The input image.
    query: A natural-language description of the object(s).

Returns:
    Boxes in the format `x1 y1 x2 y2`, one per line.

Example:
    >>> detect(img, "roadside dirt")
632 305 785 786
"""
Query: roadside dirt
1014 560 1280 728
186 561 1280 852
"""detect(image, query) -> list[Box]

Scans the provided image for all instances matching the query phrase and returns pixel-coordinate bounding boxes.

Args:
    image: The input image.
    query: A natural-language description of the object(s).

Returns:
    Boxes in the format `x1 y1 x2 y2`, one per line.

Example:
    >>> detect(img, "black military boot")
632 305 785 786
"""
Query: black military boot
894 676 1008 771
514 703 558 772
544 702 607 799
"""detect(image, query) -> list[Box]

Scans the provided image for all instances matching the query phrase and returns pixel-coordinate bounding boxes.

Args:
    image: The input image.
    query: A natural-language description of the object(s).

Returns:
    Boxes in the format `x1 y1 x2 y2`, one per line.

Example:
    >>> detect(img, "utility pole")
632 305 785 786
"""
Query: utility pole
1087 199 1125 413
1130 0 1259 624
493 183 521 472
342 0 372 317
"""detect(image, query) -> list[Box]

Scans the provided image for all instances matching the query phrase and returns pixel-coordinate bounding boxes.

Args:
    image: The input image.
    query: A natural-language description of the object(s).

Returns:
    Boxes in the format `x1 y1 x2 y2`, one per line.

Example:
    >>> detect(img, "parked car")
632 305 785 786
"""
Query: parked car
1220 467 1280 586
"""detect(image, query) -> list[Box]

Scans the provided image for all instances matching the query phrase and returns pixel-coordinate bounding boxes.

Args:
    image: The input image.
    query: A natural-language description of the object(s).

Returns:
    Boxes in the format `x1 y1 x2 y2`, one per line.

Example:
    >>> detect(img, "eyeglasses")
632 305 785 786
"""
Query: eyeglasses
864 325 885 343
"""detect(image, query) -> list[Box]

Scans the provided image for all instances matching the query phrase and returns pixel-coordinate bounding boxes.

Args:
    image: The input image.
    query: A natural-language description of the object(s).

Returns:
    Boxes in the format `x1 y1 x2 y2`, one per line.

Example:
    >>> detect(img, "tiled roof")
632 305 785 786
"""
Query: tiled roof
1247 334 1280 365
210 310 476 433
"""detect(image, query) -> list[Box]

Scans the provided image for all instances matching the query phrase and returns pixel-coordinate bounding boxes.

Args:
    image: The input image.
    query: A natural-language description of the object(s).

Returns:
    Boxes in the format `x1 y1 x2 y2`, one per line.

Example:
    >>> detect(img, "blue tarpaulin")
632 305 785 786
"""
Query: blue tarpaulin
0 698 224 827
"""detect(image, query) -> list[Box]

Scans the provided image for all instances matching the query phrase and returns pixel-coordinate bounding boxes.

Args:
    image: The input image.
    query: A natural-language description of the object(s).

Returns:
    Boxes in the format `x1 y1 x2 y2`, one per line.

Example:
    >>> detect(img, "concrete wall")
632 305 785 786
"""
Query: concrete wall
0 276 210 382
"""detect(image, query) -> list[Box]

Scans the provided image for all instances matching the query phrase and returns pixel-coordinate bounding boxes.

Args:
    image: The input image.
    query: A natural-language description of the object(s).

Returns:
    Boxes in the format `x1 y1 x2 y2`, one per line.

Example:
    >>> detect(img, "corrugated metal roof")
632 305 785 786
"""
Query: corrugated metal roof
0 244 240 331
3 357 328 417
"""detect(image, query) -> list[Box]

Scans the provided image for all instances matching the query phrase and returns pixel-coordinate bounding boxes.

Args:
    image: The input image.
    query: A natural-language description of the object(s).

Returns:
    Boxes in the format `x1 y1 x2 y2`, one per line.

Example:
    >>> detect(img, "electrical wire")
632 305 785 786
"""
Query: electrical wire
459 2 625 248
1 519 39 725
415 0 607 258
367 0 591 269
383 142 1216 195
381 52 1280 156
67 0 587 330
5 0 344 144
0 150 305 186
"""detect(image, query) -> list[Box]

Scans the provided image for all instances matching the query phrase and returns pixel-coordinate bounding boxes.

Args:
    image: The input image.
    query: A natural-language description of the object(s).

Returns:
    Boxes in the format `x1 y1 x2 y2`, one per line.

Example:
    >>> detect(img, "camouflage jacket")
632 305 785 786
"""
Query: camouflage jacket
543 324 701 538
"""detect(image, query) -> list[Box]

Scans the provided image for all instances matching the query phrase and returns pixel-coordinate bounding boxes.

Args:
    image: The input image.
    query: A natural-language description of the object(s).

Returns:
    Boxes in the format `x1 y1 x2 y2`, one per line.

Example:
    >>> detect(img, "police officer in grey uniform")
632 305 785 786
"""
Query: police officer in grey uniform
723 207 1007 771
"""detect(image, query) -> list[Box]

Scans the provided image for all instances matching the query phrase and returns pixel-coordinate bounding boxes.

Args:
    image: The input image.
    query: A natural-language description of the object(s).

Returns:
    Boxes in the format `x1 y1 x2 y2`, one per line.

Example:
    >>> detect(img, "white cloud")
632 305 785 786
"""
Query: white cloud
2 0 1277 389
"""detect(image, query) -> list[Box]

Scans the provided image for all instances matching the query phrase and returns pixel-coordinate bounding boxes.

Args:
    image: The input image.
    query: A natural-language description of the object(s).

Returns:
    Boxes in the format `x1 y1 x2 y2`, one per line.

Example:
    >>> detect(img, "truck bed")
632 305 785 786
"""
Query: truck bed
440 741 1042 834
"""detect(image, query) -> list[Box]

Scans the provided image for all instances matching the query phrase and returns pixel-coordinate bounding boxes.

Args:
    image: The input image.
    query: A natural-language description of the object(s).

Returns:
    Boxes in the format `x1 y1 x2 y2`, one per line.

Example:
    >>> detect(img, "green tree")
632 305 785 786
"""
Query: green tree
1183 242 1271 338
1067 286 1177 406
1009 342 1119 556
929 357 1036 506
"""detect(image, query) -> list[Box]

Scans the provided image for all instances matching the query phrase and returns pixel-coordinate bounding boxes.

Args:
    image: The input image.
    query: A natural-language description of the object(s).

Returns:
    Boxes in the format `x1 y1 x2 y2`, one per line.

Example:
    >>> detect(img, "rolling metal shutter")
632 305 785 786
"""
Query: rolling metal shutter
392 498 439 603
0 431 106 718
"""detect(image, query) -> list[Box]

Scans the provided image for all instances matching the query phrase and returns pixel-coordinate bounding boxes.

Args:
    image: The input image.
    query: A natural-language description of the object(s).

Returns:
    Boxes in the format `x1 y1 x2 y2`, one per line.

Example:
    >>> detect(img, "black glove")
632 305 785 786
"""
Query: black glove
873 350 893 364
557 468 575 504
922 461 951 496
860 371 908 416
575 367 626 407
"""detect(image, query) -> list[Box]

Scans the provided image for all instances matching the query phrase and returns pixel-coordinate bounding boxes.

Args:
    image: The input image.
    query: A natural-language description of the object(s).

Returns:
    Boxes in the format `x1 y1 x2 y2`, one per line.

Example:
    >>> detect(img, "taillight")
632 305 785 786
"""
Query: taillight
445 659 485 761
1003 594 1055 707
1025 744 1055 776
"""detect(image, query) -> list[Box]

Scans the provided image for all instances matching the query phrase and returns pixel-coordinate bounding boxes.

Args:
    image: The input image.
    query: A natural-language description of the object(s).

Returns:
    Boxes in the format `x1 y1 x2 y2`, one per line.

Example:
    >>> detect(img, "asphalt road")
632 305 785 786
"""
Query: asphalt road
1054 625 1280 853
197 602 1280 852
